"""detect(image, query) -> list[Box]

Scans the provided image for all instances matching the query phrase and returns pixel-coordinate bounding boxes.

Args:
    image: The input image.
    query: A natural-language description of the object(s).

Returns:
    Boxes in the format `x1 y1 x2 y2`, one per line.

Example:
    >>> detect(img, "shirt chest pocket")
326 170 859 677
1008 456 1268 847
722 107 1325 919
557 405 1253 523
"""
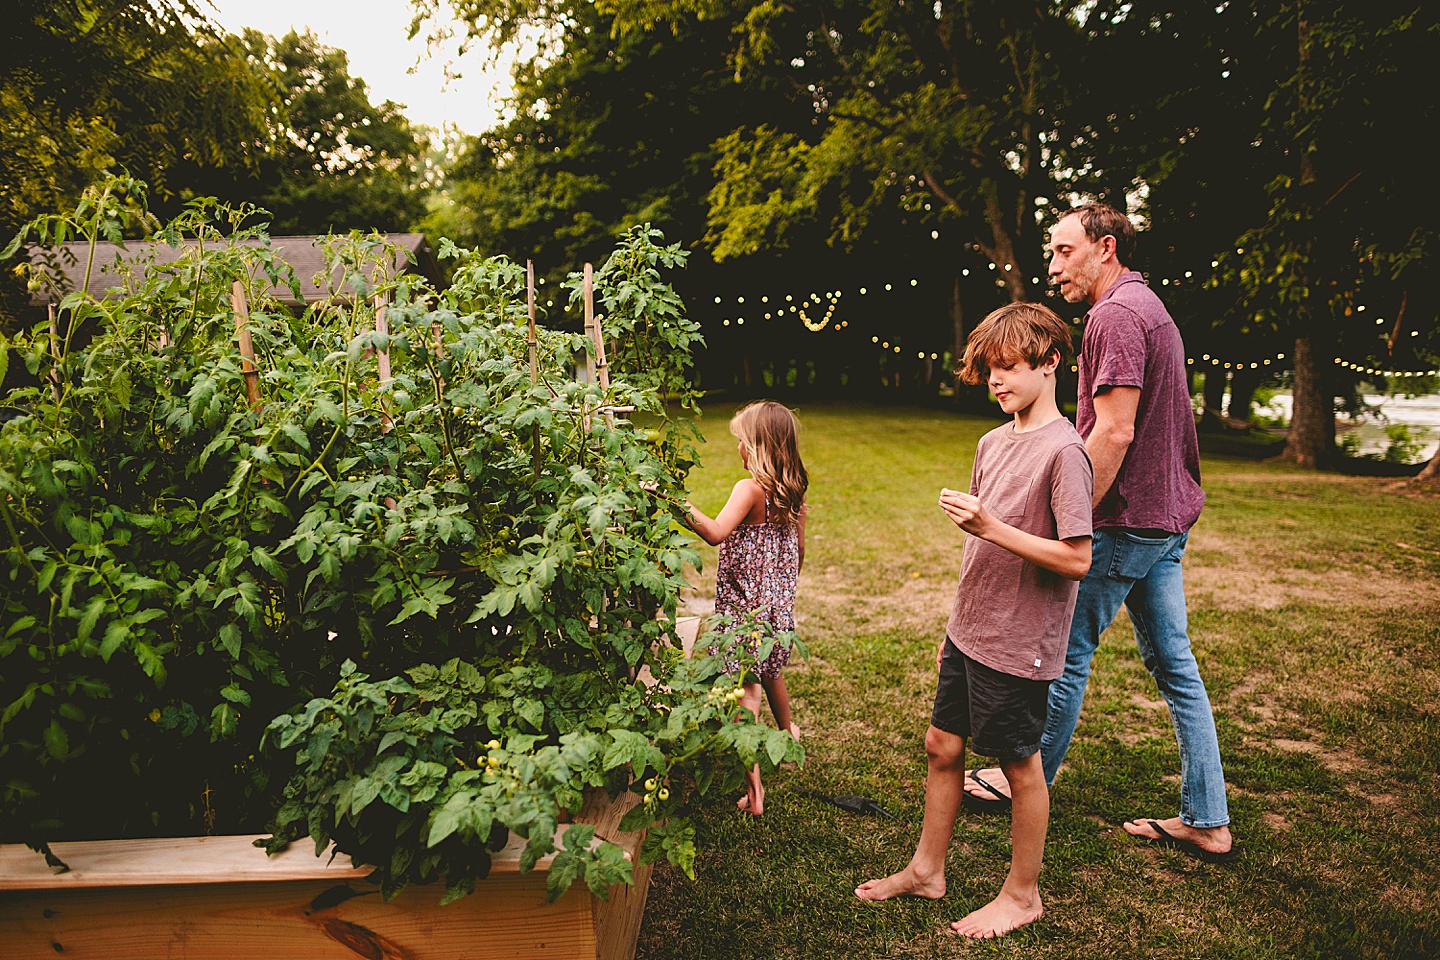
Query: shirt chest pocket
985 471 1034 520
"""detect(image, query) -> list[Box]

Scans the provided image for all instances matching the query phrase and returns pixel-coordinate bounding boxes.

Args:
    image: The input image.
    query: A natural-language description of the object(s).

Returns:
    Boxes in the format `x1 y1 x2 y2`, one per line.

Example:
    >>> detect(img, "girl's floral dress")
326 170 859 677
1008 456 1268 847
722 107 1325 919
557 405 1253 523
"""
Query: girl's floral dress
710 499 800 680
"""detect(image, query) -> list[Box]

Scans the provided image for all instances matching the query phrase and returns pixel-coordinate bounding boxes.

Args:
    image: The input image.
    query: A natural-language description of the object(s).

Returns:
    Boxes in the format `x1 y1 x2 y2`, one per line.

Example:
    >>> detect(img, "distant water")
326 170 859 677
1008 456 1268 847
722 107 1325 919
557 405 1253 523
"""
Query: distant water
1266 392 1440 461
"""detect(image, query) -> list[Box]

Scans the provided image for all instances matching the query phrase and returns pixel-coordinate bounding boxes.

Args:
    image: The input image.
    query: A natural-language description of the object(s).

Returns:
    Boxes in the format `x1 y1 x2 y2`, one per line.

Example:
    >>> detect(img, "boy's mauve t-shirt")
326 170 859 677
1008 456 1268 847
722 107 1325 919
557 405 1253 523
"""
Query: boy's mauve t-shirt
946 417 1094 682
1076 271 1205 533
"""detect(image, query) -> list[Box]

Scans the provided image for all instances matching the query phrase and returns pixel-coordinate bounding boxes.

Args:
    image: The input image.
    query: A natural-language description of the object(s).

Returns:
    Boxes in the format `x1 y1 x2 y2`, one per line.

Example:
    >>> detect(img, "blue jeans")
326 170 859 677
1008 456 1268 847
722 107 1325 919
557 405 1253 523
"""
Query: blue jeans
1040 529 1230 828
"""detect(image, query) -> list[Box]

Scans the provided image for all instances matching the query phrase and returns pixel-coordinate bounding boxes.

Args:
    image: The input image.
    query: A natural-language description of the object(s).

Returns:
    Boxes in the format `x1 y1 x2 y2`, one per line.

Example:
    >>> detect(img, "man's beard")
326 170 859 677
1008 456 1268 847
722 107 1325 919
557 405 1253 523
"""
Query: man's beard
1062 255 1103 303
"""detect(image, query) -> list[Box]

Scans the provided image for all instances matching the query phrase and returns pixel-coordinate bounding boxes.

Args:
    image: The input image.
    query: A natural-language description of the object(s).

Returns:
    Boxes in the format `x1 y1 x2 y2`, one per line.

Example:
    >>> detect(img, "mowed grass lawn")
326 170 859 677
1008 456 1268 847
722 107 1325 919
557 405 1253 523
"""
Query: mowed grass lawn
636 403 1440 960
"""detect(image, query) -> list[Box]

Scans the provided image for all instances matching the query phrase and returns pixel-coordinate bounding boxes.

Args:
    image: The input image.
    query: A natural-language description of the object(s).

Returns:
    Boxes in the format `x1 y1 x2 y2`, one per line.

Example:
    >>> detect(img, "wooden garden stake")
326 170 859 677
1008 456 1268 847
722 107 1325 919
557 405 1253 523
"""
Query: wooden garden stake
527 260 541 476
582 263 619 430
46 303 61 403
583 263 598 387
230 281 262 410
373 295 393 433
526 260 539 385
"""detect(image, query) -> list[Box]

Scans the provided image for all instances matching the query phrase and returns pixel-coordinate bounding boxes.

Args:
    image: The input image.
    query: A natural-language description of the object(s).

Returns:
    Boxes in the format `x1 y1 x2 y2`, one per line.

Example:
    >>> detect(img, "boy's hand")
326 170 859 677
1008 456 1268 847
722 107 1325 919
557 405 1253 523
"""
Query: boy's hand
939 487 993 538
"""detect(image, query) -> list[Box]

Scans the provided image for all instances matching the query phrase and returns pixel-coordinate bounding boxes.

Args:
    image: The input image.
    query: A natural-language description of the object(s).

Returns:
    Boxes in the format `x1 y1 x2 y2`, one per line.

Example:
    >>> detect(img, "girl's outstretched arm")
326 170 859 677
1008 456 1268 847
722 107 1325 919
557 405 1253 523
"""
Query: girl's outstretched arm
797 503 807 572
687 479 765 546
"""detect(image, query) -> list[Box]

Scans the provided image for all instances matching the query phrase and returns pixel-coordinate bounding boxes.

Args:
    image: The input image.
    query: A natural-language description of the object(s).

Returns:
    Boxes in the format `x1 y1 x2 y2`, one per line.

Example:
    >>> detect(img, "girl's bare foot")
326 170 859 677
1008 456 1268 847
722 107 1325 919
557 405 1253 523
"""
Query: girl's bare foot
951 887 1043 938
737 782 765 815
854 864 945 901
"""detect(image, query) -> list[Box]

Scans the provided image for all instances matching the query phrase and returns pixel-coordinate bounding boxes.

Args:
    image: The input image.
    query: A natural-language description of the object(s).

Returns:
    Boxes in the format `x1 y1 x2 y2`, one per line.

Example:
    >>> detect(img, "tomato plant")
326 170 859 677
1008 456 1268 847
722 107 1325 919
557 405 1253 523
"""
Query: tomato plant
1 177 802 897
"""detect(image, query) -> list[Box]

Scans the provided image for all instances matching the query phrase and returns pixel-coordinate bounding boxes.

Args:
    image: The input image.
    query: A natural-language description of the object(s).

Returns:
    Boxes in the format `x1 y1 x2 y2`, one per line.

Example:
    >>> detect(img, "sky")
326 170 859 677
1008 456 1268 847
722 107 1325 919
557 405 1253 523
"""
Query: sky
205 0 514 134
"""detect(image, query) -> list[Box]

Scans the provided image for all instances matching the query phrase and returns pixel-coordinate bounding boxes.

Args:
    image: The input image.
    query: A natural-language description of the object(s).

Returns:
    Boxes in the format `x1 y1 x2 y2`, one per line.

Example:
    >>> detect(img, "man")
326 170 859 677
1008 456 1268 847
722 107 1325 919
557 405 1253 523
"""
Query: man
963 204 1236 862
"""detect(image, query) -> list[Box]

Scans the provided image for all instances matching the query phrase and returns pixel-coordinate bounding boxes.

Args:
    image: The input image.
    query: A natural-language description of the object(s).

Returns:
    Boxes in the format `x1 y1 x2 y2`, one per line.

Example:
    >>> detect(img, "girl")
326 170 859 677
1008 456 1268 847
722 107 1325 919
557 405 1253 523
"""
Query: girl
686 400 808 816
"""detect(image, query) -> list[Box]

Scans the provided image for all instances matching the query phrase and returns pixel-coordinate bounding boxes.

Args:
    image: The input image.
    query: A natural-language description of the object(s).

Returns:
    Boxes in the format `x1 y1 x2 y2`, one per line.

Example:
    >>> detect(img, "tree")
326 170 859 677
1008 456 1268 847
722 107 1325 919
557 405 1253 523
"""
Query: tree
0 1 273 318
602 1 1285 362
167 30 430 235
1214 0 1440 468
688 0 1087 306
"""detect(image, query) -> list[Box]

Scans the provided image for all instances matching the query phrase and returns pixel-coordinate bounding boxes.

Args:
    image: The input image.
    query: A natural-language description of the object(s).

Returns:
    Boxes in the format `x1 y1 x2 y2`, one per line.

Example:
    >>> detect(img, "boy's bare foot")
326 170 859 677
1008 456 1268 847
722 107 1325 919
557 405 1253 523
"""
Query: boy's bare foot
854 864 945 901
950 887 1043 938
962 767 1011 802
1123 817 1233 856
788 721 802 741
737 783 765 816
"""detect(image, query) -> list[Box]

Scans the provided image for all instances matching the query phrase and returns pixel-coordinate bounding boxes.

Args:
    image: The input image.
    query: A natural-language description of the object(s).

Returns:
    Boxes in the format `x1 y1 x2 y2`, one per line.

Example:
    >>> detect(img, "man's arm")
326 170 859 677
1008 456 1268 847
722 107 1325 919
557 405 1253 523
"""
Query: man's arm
1088 386 1141 509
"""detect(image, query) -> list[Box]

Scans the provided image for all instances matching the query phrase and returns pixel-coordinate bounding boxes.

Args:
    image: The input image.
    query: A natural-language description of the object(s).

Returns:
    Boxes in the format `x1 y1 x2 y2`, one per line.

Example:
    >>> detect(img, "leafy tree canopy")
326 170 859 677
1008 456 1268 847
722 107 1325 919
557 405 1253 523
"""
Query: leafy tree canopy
172 29 431 235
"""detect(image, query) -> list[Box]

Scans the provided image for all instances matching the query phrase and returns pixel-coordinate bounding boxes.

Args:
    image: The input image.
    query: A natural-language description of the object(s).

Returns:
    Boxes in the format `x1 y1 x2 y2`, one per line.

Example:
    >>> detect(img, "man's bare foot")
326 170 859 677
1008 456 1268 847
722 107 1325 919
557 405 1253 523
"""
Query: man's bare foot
1122 817 1233 856
736 783 765 815
788 721 801 741
950 887 1043 938
962 767 1011 802
854 864 945 901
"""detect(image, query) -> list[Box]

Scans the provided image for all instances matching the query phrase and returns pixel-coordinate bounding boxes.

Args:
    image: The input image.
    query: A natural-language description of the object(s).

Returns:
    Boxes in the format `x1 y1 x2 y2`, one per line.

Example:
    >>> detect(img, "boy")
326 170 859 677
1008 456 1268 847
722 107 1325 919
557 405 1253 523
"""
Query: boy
855 302 1093 939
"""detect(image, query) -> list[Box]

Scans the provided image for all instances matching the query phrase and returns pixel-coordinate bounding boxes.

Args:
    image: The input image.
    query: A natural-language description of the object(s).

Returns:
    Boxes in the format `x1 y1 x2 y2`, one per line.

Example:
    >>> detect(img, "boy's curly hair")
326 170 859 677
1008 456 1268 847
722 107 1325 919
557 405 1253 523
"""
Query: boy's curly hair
955 302 1073 386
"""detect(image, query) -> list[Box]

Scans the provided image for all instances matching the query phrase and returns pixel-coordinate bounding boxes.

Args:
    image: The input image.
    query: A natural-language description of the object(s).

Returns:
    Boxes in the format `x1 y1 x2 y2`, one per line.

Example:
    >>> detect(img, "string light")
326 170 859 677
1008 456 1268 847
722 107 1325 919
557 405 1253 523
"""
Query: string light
704 276 936 338
1334 358 1438 378
1186 351 1435 379
798 292 838 332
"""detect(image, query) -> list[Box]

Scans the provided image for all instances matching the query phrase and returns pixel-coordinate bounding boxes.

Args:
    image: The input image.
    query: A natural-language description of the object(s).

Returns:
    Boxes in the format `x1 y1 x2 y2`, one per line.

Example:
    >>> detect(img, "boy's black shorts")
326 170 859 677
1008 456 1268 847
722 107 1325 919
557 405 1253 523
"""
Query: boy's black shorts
931 637 1051 762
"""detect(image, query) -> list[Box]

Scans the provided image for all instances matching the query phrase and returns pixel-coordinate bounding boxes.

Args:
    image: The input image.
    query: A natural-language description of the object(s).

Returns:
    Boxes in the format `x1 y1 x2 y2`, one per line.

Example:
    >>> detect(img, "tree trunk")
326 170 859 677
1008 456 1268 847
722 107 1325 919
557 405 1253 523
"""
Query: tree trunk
1277 11 1334 469
948 270 966 404
983 192 1030 302
1279 334 1334 467
1199 367 1228 431
1416 445 1440 482
1228 366 1261 422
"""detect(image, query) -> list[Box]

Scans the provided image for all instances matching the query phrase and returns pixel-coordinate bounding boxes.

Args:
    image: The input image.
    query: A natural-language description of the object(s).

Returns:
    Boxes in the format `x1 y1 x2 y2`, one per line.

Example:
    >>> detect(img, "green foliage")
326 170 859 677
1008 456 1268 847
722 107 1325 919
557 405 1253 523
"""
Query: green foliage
2 177 795 899
420 0 792 282
1381 425 1426 465
262 611 803 903
0 2 274 291
1 9 430 323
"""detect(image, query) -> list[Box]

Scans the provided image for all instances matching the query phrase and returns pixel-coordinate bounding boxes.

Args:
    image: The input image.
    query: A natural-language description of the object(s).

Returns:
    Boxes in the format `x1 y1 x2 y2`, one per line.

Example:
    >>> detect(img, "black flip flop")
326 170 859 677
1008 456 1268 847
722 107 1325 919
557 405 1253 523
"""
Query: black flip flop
961 770 1011 814
1131 820 1241 864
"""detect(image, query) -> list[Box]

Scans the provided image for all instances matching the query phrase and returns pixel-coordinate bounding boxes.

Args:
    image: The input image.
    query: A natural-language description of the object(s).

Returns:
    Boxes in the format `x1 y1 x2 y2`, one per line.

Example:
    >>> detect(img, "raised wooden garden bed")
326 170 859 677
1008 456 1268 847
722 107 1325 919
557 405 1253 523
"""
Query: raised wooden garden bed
0 791 649 960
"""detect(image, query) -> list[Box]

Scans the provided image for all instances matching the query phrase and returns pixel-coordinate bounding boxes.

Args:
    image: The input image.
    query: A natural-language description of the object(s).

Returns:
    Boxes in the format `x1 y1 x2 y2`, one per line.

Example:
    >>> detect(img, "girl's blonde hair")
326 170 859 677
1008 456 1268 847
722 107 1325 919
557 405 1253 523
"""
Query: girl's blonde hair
730 400 808 526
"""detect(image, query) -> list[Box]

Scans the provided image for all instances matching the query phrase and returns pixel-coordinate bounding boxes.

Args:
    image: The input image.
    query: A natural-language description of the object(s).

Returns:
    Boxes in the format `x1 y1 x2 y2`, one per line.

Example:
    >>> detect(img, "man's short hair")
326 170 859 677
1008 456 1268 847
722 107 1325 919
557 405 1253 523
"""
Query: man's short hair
956 301 1073 385
1062 203 1136 267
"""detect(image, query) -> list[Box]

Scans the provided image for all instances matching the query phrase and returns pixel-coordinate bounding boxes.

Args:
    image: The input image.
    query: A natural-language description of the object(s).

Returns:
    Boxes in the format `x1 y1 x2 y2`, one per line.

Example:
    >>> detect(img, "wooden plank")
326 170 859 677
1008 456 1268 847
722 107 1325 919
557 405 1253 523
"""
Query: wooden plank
1 767 650 960
0 825 594 892
576 782 651 960
674 616 701 657
1 872 597 960
595 862 653 960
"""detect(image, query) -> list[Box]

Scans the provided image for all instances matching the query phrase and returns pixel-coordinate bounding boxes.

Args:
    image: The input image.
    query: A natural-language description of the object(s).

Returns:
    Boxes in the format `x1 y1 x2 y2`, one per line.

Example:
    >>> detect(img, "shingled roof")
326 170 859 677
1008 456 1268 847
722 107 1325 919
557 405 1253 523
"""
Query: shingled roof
26 234 442 308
